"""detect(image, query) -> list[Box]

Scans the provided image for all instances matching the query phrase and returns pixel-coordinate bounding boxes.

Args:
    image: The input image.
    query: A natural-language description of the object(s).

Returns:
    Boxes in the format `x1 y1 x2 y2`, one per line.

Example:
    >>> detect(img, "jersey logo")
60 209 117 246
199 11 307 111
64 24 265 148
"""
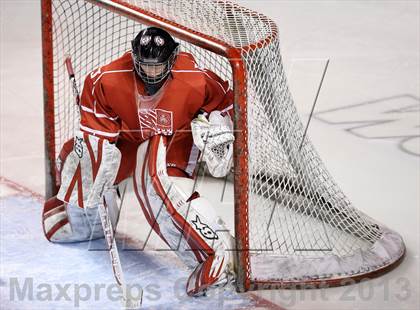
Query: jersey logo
138 108 173 139
191 215 219 240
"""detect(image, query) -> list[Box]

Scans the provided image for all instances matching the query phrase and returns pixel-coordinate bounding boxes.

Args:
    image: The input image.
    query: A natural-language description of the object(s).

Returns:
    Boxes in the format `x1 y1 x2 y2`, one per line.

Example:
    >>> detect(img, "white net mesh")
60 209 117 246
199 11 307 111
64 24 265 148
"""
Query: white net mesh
46 0 405 288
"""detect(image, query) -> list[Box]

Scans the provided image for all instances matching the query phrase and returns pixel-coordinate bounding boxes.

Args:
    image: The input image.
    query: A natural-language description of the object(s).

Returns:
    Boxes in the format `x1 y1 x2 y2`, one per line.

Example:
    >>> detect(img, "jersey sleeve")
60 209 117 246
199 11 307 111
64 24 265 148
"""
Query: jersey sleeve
79 71 121 142
200 69 234 118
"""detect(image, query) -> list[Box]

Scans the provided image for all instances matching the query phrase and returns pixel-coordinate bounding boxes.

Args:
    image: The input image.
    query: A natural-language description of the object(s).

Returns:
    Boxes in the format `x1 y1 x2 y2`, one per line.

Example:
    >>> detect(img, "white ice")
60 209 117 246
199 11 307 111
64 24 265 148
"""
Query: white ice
0 194 257 310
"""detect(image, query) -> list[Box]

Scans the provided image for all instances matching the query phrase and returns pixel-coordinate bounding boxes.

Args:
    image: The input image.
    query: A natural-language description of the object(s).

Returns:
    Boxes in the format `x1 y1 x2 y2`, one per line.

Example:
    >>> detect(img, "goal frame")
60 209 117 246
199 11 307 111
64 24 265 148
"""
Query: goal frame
41 0 405 292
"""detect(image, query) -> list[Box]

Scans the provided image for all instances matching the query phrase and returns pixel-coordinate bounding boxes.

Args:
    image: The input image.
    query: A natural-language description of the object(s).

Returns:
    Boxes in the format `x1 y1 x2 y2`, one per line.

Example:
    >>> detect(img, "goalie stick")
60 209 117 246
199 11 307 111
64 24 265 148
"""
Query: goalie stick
64 57 142 309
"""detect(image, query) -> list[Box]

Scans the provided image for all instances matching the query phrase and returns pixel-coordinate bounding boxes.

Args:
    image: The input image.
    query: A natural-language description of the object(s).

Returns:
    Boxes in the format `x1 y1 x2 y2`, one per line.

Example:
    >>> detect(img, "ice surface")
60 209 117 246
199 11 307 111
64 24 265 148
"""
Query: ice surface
0 195 255 310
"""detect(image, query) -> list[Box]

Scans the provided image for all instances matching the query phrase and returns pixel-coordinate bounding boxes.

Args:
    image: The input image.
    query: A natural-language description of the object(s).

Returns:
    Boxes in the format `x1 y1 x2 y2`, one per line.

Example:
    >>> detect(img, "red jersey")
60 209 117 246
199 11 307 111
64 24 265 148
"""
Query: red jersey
78 52 233 180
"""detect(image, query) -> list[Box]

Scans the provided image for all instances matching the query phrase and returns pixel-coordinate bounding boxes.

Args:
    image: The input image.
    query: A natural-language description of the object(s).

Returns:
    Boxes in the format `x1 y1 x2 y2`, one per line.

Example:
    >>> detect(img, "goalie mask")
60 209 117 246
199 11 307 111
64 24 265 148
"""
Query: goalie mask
131 27 179 85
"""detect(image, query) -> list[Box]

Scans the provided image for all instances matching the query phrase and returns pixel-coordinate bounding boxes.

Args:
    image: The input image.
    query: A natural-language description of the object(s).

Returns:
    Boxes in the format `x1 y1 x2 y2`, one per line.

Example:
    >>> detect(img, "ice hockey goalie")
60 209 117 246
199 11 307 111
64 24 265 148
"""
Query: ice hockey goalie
42 27 236 296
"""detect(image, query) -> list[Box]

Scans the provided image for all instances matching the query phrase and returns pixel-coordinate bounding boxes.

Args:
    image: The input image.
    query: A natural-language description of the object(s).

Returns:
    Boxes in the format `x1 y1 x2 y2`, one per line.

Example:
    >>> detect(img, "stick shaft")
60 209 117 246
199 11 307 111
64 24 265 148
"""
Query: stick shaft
64 57 81 106
64 57 142 308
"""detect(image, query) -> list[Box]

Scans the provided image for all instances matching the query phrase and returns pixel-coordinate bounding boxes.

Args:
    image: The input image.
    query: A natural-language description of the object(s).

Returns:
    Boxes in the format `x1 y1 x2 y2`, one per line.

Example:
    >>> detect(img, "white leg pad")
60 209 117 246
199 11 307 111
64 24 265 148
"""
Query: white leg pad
133 136 235 296
43 189 120 243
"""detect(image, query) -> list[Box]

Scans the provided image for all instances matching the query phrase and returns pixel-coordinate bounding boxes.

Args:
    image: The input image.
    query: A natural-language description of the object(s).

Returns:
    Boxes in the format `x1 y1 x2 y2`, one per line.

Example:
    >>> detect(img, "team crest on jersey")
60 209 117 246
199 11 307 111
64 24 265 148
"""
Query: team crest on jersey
138 108 173 139
192 215 219 240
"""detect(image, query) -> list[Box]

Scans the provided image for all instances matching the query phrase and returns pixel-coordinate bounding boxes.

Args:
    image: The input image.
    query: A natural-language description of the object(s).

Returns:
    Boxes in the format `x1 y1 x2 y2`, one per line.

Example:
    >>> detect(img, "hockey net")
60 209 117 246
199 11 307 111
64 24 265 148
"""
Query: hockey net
42 0 405 291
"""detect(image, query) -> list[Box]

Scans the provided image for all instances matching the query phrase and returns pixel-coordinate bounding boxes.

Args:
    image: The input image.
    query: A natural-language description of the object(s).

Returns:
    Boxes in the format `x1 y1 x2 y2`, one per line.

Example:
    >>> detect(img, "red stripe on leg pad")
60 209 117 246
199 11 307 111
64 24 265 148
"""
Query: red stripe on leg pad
46 218 69 241
186 191 200 202
43 196 65 213
148 136 215 256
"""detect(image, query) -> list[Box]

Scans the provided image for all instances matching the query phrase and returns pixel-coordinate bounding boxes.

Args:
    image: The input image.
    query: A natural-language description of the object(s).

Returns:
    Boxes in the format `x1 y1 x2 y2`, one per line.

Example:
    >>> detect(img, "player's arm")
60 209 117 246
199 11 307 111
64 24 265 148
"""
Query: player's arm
79 69 121 141
191 69 234 178
57 71 122 208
